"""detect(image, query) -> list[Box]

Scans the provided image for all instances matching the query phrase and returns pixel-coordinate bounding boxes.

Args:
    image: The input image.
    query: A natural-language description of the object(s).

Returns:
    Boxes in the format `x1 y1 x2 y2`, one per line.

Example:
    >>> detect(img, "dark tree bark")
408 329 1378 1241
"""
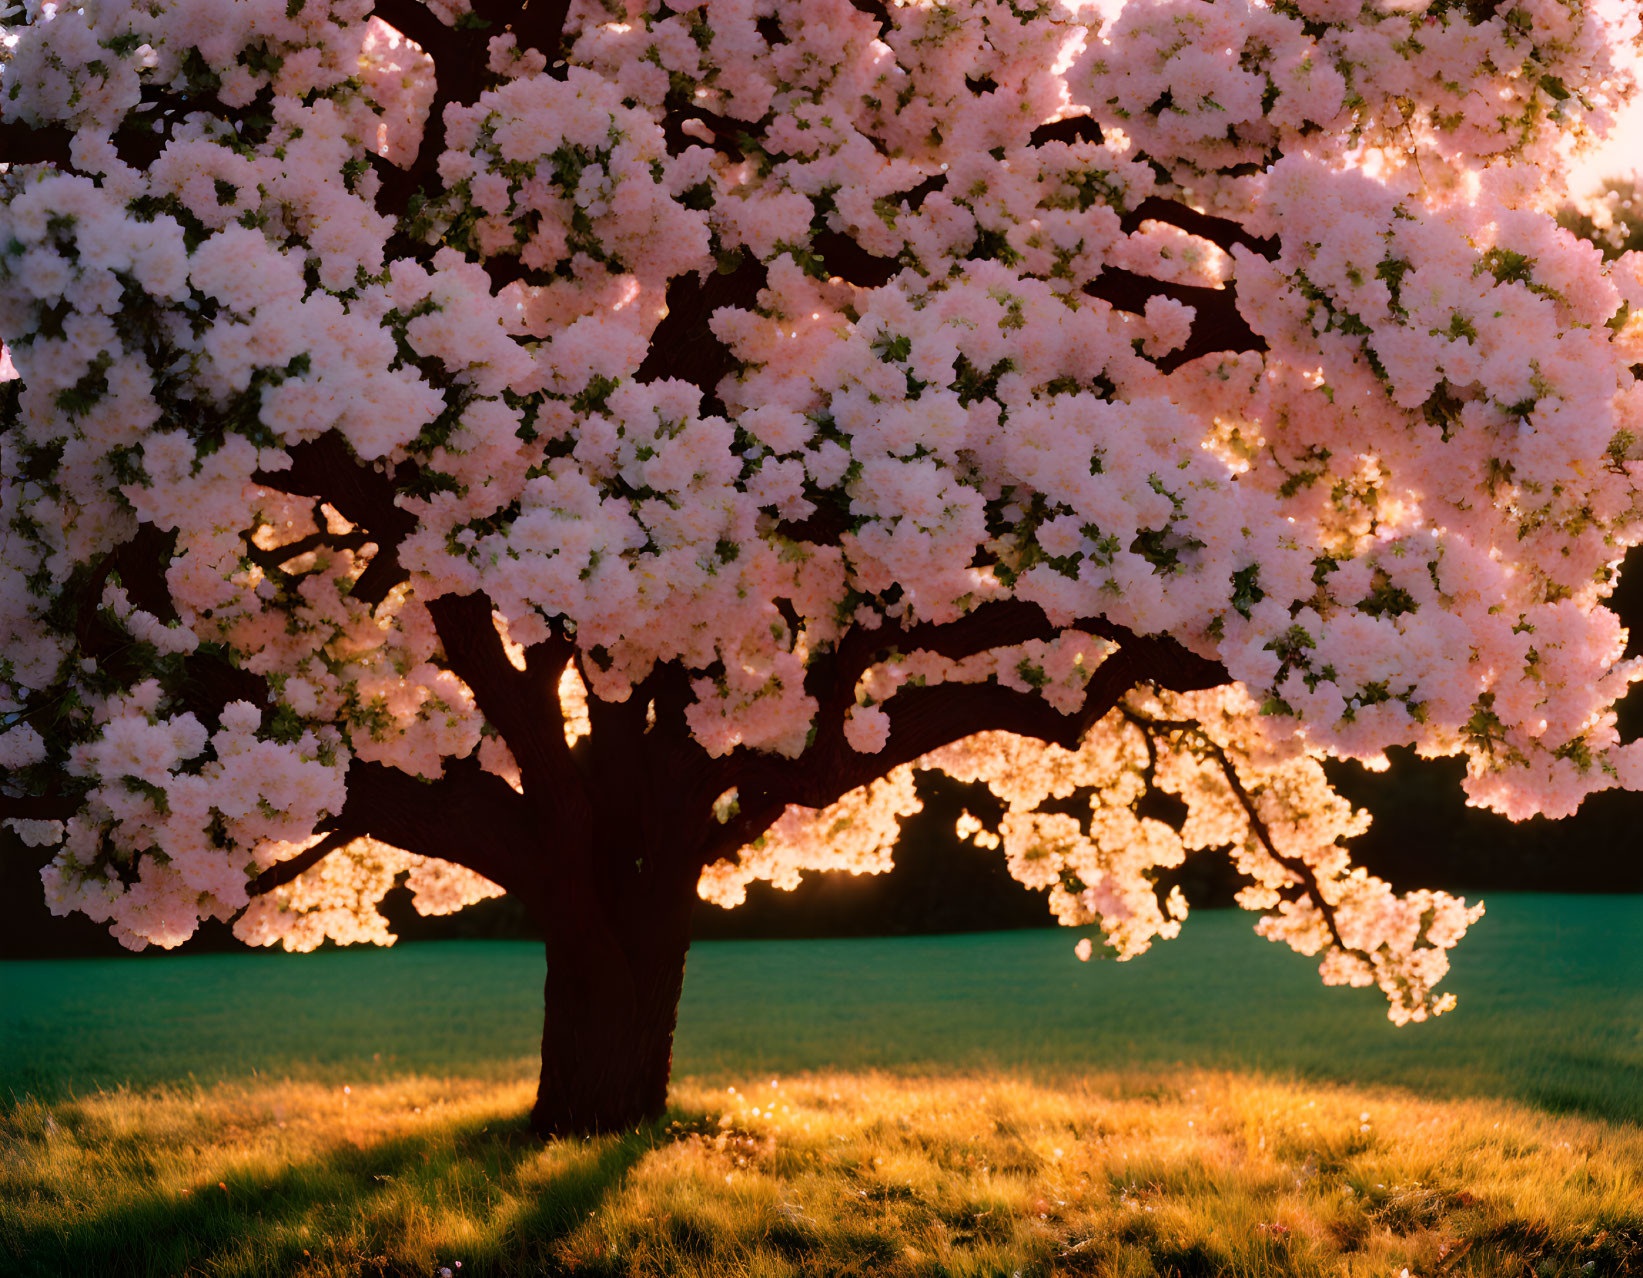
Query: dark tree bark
532 846 700 1135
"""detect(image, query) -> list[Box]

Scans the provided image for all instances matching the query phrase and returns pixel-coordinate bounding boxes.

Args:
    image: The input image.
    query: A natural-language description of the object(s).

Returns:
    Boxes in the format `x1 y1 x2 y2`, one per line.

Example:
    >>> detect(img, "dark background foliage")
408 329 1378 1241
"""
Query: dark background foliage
1558 179 1643 259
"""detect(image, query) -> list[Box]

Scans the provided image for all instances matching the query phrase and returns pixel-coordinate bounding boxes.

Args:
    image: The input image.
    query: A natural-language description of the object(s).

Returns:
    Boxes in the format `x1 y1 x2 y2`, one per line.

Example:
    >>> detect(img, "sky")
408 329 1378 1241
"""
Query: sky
1571 93 1643 194
1575 0 1643 189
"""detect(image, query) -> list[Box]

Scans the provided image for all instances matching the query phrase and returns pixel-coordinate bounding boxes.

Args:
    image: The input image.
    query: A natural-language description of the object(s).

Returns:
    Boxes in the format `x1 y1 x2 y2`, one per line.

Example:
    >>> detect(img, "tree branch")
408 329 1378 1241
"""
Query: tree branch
176 651 270 720
660 106 753 162
260 436 590 878
1126 708 1363 959
728 604 1228 817
344 754 543 899
0 120 77 169
1084 267 1267 373
1119 196 1277 262
1029 116 1104 148
812 605 1221 774
253 432 417 608
247 753 545 904
1078 621 1230 695
0 796 79 821
697 792 788 871
635 256 768 415
848 0 895 32
369 0 573 219
370 2 489 212
715 608 1233 868
0 110 169 173
246 529 372 574
90 523 269 717
859 627 1216 785
109 523 179 623
885 600 1078 663
506 0 574 67
371 0 454 56
425 592 584 812
810 230 900 288
246 826 356 898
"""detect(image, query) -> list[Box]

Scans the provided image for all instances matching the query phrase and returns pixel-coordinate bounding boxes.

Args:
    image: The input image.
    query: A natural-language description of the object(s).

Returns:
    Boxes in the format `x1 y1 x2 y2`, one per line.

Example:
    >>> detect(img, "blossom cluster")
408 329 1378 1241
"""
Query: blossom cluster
721 682 1483 1022
1082 0 1636 209
234 835 503 951
35 685 346 949
697 765 922 907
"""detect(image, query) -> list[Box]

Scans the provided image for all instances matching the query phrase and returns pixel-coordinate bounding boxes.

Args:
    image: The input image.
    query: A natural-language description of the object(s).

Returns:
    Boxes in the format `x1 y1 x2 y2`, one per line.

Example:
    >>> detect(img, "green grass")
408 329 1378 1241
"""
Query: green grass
6 896 1641 1121
3 896 1641 1277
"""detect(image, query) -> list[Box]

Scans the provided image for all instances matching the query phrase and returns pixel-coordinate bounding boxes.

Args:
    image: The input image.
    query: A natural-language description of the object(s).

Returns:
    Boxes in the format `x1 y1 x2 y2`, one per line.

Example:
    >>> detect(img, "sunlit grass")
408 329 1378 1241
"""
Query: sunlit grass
4 1067 1639 1277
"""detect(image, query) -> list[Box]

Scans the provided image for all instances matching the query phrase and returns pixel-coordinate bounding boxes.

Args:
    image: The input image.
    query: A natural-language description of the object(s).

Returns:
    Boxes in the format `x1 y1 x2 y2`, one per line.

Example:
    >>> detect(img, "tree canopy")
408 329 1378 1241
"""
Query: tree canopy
3 0 1643 1120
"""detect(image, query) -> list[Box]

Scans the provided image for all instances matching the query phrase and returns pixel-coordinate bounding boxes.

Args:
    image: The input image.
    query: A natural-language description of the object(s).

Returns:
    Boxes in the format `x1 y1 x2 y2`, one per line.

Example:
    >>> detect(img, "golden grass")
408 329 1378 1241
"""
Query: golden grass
3 1066 1639 1277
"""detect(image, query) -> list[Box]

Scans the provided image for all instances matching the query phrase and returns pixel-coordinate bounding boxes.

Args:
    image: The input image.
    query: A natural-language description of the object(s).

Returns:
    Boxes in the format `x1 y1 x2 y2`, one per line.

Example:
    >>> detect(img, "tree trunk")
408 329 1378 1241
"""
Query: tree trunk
530 857 698 1138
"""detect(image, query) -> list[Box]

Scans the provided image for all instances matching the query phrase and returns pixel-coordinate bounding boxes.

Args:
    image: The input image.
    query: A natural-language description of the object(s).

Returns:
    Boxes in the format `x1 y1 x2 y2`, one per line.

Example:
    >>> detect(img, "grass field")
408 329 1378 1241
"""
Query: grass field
4 895 1641 1276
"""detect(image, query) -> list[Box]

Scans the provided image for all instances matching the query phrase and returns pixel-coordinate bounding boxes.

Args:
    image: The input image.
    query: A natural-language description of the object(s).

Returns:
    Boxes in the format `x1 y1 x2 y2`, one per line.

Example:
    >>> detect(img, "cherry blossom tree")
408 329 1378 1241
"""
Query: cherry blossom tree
4 0 1642 1135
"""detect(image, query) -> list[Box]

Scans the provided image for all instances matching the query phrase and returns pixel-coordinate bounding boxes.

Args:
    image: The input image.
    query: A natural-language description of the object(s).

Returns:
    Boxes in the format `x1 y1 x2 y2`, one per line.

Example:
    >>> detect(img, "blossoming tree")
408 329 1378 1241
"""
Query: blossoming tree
4 0 1642 1134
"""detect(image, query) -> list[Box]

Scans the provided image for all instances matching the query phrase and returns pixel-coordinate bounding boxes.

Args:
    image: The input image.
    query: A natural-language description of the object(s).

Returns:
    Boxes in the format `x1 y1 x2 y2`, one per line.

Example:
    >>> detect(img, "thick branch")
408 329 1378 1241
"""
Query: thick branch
177 652 269 719
849 0 895 32
810 230 899 288
0 120 77 169
371 0 454 56
476 254 554 292
731 607 1228 818
661 106 753 161
0 111 169 173
1084 267 1267 373
1119 196 1277 262
725 657 1139 838
1079 621 1230 695
109 522 179 623
698 793 789 870
889 600 1084 664
50 524 266 727
860 622 1229 787
506 0 575 67
900 173 946 212
370 2 488 212
250 756 543 904
246 529 372 573
0 796 79 821
878 673 1125 766
346 754 543 899
801 604 1222 781
92 523 268 716
246 826 356 898
256 435 588 869
370 0 573 218
737 601 1075 810
1029 116 1104 148
253 432 416 608
635 257 768 414
425 592 584 812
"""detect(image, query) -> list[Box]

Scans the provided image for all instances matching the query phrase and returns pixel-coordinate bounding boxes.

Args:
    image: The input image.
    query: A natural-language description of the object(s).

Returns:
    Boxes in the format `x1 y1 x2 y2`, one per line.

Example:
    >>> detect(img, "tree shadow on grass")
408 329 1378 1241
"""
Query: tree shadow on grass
4 1107 663 1278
